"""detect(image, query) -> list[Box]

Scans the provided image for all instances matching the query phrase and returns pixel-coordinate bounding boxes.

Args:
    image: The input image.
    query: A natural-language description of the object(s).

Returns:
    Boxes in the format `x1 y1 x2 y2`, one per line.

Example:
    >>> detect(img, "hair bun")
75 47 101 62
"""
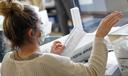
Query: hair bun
0 0 24 16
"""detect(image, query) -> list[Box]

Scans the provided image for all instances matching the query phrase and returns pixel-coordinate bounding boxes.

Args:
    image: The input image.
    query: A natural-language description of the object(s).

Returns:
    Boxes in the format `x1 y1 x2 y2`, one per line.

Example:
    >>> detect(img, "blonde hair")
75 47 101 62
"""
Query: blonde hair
0 0 39 50
0 0 24 16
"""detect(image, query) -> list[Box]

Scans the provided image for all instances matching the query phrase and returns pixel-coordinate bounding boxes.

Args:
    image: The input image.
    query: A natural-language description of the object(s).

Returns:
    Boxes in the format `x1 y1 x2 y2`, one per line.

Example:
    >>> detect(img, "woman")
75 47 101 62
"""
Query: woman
0 0 123 76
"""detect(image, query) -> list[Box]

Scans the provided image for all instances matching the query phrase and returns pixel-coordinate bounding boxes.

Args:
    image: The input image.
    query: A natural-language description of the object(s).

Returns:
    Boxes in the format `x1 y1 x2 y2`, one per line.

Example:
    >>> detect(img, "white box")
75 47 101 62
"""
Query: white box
108 24 128 76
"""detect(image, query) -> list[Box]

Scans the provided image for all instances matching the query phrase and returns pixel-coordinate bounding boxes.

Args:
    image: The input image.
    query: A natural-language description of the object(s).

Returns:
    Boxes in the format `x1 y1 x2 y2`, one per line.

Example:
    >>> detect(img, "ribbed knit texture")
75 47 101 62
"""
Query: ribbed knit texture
1 37 107 76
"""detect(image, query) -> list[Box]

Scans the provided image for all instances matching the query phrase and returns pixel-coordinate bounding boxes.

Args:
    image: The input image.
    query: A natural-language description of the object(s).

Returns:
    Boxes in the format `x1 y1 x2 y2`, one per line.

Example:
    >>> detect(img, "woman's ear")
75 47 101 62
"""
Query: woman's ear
27 28 33 38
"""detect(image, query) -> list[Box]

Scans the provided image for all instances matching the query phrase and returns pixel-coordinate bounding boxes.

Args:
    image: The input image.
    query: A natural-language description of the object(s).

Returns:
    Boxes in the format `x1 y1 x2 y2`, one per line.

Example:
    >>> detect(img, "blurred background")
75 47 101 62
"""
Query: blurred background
16 0 128 35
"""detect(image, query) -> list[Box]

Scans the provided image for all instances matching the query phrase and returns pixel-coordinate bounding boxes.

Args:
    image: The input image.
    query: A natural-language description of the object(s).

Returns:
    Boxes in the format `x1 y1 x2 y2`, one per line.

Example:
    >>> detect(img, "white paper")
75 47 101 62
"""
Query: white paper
0 16 4 30
61 7 86 56
61 27 85 56
109 24 128 36
39 10 52 35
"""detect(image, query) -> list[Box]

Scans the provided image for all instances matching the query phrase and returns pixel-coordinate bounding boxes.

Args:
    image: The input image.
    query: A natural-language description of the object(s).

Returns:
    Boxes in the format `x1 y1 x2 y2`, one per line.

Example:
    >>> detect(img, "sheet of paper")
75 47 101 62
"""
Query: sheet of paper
70 7 83 28
39 10 52 35
61 27 86 56
109 24 128 35
61 7 86 56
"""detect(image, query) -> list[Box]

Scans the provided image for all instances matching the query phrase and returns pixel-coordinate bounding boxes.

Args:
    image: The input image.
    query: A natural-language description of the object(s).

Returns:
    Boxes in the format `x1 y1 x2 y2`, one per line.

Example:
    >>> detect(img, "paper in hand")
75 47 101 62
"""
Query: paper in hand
61 7 86 56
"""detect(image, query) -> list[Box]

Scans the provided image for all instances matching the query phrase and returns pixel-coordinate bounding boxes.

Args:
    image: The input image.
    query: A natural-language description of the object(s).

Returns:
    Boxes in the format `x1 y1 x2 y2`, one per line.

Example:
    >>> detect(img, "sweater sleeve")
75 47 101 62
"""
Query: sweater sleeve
87 37 108 76
45 37 108 76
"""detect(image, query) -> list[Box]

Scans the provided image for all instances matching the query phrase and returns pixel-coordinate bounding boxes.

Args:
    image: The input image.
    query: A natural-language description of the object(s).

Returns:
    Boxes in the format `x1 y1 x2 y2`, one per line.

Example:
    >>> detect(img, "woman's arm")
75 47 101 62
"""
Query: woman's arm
49 11 123 76
88 11 123 76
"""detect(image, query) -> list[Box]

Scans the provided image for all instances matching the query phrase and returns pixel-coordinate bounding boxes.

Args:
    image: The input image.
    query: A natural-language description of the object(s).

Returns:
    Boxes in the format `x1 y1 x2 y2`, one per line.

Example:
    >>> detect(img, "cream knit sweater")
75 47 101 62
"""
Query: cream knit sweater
1 38 107 76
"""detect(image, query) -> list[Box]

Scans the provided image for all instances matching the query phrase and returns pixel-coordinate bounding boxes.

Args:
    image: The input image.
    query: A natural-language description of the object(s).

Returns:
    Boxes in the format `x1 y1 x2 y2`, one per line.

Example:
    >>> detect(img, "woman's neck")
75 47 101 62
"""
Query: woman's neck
17 43 40 58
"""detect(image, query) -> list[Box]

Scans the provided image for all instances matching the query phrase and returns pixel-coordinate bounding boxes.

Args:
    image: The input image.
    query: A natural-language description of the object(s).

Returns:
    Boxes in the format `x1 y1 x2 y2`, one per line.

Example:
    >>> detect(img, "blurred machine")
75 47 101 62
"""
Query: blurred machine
79 0 128 12
79 0 128 32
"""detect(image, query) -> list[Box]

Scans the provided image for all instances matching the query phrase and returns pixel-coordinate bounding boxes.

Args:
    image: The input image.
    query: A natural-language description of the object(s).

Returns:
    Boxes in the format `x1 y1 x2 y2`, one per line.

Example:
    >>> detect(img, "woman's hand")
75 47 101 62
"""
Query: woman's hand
96 11 123 38
51 41 65 55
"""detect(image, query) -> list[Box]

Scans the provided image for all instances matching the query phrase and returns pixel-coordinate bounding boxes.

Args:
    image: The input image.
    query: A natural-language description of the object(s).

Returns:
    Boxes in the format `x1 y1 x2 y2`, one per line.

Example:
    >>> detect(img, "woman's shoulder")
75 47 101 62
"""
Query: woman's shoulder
37 53 72 65
2 52 71 63
3 52 13 59
39 53 71 62
2 52 13 63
